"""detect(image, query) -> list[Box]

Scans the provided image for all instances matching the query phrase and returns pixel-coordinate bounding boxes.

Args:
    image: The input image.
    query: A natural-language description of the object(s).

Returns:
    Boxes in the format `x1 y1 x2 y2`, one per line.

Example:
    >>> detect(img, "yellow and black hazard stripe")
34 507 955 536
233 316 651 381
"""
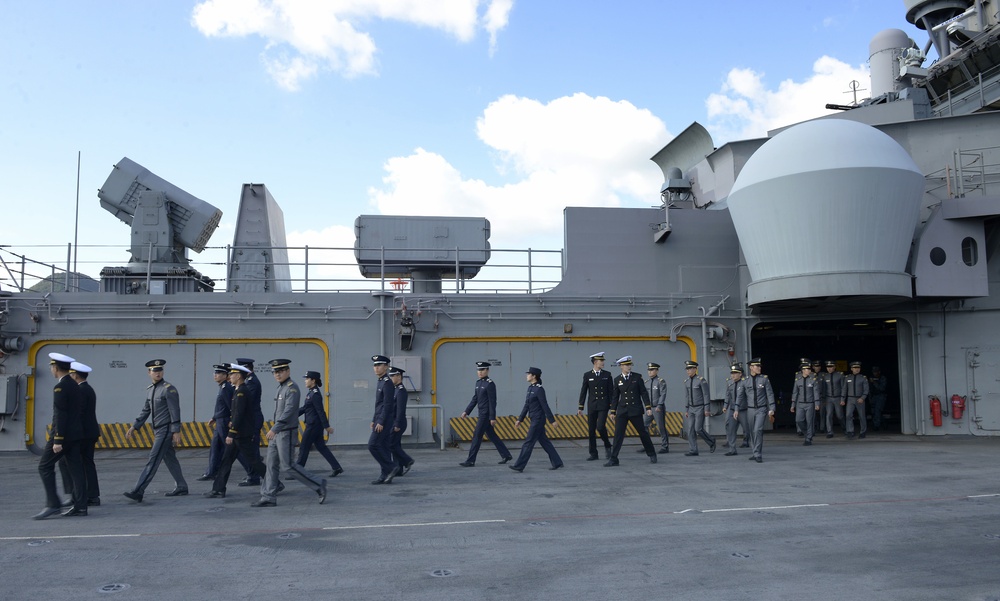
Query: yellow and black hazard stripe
449 413 685 442
85 421 307 449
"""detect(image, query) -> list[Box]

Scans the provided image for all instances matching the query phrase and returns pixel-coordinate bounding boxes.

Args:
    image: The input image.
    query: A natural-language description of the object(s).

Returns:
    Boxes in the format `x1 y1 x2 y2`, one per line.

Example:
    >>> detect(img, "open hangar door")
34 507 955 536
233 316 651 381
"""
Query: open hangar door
748 319 901 433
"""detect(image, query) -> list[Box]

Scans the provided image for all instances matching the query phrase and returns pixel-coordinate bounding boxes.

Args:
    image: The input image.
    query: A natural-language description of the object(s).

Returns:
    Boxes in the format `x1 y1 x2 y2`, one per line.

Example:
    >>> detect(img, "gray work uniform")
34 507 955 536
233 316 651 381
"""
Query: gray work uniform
792 373 822 443
842 373 870 437
723 377 749 451
644 375 669 450
740 373 775 460
684 374 714 454
131 380 187 494
824 370 846 434
260 378 325 503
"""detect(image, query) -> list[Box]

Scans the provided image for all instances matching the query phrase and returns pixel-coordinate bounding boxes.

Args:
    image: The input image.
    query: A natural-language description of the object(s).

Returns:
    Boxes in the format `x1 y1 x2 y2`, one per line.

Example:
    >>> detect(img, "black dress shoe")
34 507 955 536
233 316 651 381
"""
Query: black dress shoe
251 499 276 507
122 491 143 503
684 451 699 457
649 454 657 464
330 468 344 477
60 498 73 508
318 479 327 504
275 482 285 494
604 448 612 459
402 460 415 475
384 466 401 484
826 433 834 438
61 507 87 517
459 461 475 467
658 447 669 454
238 478 261 487
32 507 61 520
748 455 756 460
586 454 599 461
803 440 812 446
498 456 513 464
709 441 717 453
797 432 805 437
724 450 737 456
859 433 866 439
371 478 386 485
739 442 750 448
508 465 524 473
88 498 101 506
204 490 226 498
164 488 189 497
754 457 763 463
196 474 214 481
603 459 619 467
549 464 563 470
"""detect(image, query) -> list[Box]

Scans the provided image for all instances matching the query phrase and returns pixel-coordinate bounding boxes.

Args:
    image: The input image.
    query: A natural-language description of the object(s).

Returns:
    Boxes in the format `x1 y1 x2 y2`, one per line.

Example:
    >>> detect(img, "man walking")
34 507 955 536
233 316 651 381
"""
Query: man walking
723 363 748 456
741 358 775 463
644 362 669 454
33 352 87 519
459 361 513 467
604 356 656 466
791 360 822 446
369 355 399 485
842 361 870 439
578 352 614 460
198 364 233 481
683 360 716 456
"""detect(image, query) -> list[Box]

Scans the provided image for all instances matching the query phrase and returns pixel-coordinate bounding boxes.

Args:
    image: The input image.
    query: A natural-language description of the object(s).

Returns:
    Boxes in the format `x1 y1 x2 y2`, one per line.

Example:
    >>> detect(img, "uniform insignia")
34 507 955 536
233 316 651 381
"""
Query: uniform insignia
54 387 62 392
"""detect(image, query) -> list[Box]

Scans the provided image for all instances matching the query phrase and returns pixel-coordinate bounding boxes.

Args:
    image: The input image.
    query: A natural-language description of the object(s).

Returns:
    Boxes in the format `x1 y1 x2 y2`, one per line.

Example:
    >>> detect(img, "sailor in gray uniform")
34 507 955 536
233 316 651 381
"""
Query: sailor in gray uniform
253 359 327 506
791 360 822 445
842 361 869 439
823 360 845 438
723 363 748 456
605 356 656 466
123 360 188 502
740 358 775 463
644 362 669 454
683 360 716 455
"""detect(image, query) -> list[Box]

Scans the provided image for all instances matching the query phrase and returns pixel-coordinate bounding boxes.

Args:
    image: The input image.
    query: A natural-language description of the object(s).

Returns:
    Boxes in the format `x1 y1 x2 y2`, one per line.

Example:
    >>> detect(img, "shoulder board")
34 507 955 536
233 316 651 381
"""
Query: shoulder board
486 378 492 383
167 386 175 392
289 384 298 390
236 391 244 397
54 387 62 392
698 377 706 382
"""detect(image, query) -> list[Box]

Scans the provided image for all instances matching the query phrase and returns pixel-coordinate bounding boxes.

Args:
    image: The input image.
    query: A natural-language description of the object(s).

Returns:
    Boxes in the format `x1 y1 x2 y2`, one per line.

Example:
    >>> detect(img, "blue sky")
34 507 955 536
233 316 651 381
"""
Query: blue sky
0 1 926 285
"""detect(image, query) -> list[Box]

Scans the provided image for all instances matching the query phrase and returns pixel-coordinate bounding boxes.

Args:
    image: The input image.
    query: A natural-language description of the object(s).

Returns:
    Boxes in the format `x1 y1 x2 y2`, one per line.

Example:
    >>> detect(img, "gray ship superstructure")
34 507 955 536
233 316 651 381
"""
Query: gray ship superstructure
2 0 1000 453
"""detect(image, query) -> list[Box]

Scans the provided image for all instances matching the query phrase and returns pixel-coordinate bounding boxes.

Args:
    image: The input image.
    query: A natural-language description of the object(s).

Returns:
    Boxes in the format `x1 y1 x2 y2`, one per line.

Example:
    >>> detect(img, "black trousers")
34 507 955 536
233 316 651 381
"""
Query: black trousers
59 437 100 500
587 410 611 455
39 438 86 511
297 422 342 471
213 436 266 493
609 413 655 459
465 416 512 463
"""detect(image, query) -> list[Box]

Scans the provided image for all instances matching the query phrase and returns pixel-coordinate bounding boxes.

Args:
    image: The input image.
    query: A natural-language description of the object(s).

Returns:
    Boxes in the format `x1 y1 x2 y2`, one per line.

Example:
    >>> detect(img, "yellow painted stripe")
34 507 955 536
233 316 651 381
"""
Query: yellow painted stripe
449 413 685 442
41 421 311 449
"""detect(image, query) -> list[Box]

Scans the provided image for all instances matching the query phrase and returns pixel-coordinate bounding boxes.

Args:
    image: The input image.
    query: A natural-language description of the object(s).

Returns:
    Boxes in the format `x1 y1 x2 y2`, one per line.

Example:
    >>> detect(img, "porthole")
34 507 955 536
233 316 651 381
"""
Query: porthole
962 237 978 266
930 246 946 266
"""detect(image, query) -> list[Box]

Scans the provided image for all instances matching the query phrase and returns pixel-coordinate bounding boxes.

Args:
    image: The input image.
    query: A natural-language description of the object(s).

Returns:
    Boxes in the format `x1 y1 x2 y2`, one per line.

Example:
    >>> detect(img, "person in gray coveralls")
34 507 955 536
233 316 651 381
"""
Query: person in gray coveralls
740 358 775 463
723 363 749 456
683 360 716 456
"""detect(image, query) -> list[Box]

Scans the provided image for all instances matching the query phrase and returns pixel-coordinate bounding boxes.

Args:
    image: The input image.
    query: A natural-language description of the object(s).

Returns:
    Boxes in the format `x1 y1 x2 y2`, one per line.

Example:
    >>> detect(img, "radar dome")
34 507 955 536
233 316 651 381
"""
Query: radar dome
727 119 923 305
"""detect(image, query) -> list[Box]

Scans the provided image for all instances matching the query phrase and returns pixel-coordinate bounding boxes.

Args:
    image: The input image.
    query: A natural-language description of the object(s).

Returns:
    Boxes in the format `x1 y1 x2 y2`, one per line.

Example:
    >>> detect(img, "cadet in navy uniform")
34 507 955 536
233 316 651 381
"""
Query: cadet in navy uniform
577 351 614 460
387 366 415 477
459 361 513 467
206 364 267 498
740 358 775 463
791 360 822 445
644 362 670 454
510 367 562 472
604 356 655 466
67 361 100 506
683 360 716 455
369 355 400 485
842 361 870 439
723 363 748 456
33 352 87 519
235 357 265 487
123 360 188 502
297 370 343 477
198 364 234 481
823 360 846 438
253 359 327 507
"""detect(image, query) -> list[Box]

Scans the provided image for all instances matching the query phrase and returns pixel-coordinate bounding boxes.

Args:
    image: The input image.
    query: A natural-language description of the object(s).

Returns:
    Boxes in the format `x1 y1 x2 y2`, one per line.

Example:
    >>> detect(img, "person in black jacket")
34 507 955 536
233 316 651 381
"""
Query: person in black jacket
387 366 414 478
198 364 234 481
34 352 87 519
578 351 614 460
297 370 343 477
235 357 265 487
205 364 266 498
604 355 656 467
509 367 562 472
459 361 513 467
369 355 398 485
60 361 100 506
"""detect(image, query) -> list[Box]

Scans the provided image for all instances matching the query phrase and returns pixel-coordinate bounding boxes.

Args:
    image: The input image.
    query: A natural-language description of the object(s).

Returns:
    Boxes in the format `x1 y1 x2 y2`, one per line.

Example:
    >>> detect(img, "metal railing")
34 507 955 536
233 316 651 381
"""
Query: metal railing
0 243 563 295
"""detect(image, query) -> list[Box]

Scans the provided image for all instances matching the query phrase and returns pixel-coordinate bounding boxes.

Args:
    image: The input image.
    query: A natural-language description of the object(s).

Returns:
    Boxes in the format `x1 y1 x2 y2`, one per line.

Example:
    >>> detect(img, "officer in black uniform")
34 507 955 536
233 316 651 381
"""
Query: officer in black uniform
387 365 415 477
459 361 513 467
510 367 562 472
65 361 100 506
205 364 267 498
34 352 87 519
198 364 234 481
369 355 399 485
123 359 188 502
235 357 265 487
297 370 343 477
577 351 614 460
604 356 656 466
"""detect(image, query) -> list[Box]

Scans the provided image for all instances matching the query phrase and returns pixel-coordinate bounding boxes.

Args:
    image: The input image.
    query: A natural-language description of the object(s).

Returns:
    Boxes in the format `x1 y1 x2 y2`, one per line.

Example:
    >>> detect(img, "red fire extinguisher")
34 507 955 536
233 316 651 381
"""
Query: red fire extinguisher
930 395 943 427
951 394 966 420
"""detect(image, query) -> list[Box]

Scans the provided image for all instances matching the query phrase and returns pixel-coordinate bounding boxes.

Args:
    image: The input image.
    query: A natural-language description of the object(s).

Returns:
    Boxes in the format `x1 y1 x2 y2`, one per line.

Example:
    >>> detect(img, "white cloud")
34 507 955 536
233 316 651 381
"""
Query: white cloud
368 93 668 247
706 56 870 143
191 0 514 91
285 224 370 289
